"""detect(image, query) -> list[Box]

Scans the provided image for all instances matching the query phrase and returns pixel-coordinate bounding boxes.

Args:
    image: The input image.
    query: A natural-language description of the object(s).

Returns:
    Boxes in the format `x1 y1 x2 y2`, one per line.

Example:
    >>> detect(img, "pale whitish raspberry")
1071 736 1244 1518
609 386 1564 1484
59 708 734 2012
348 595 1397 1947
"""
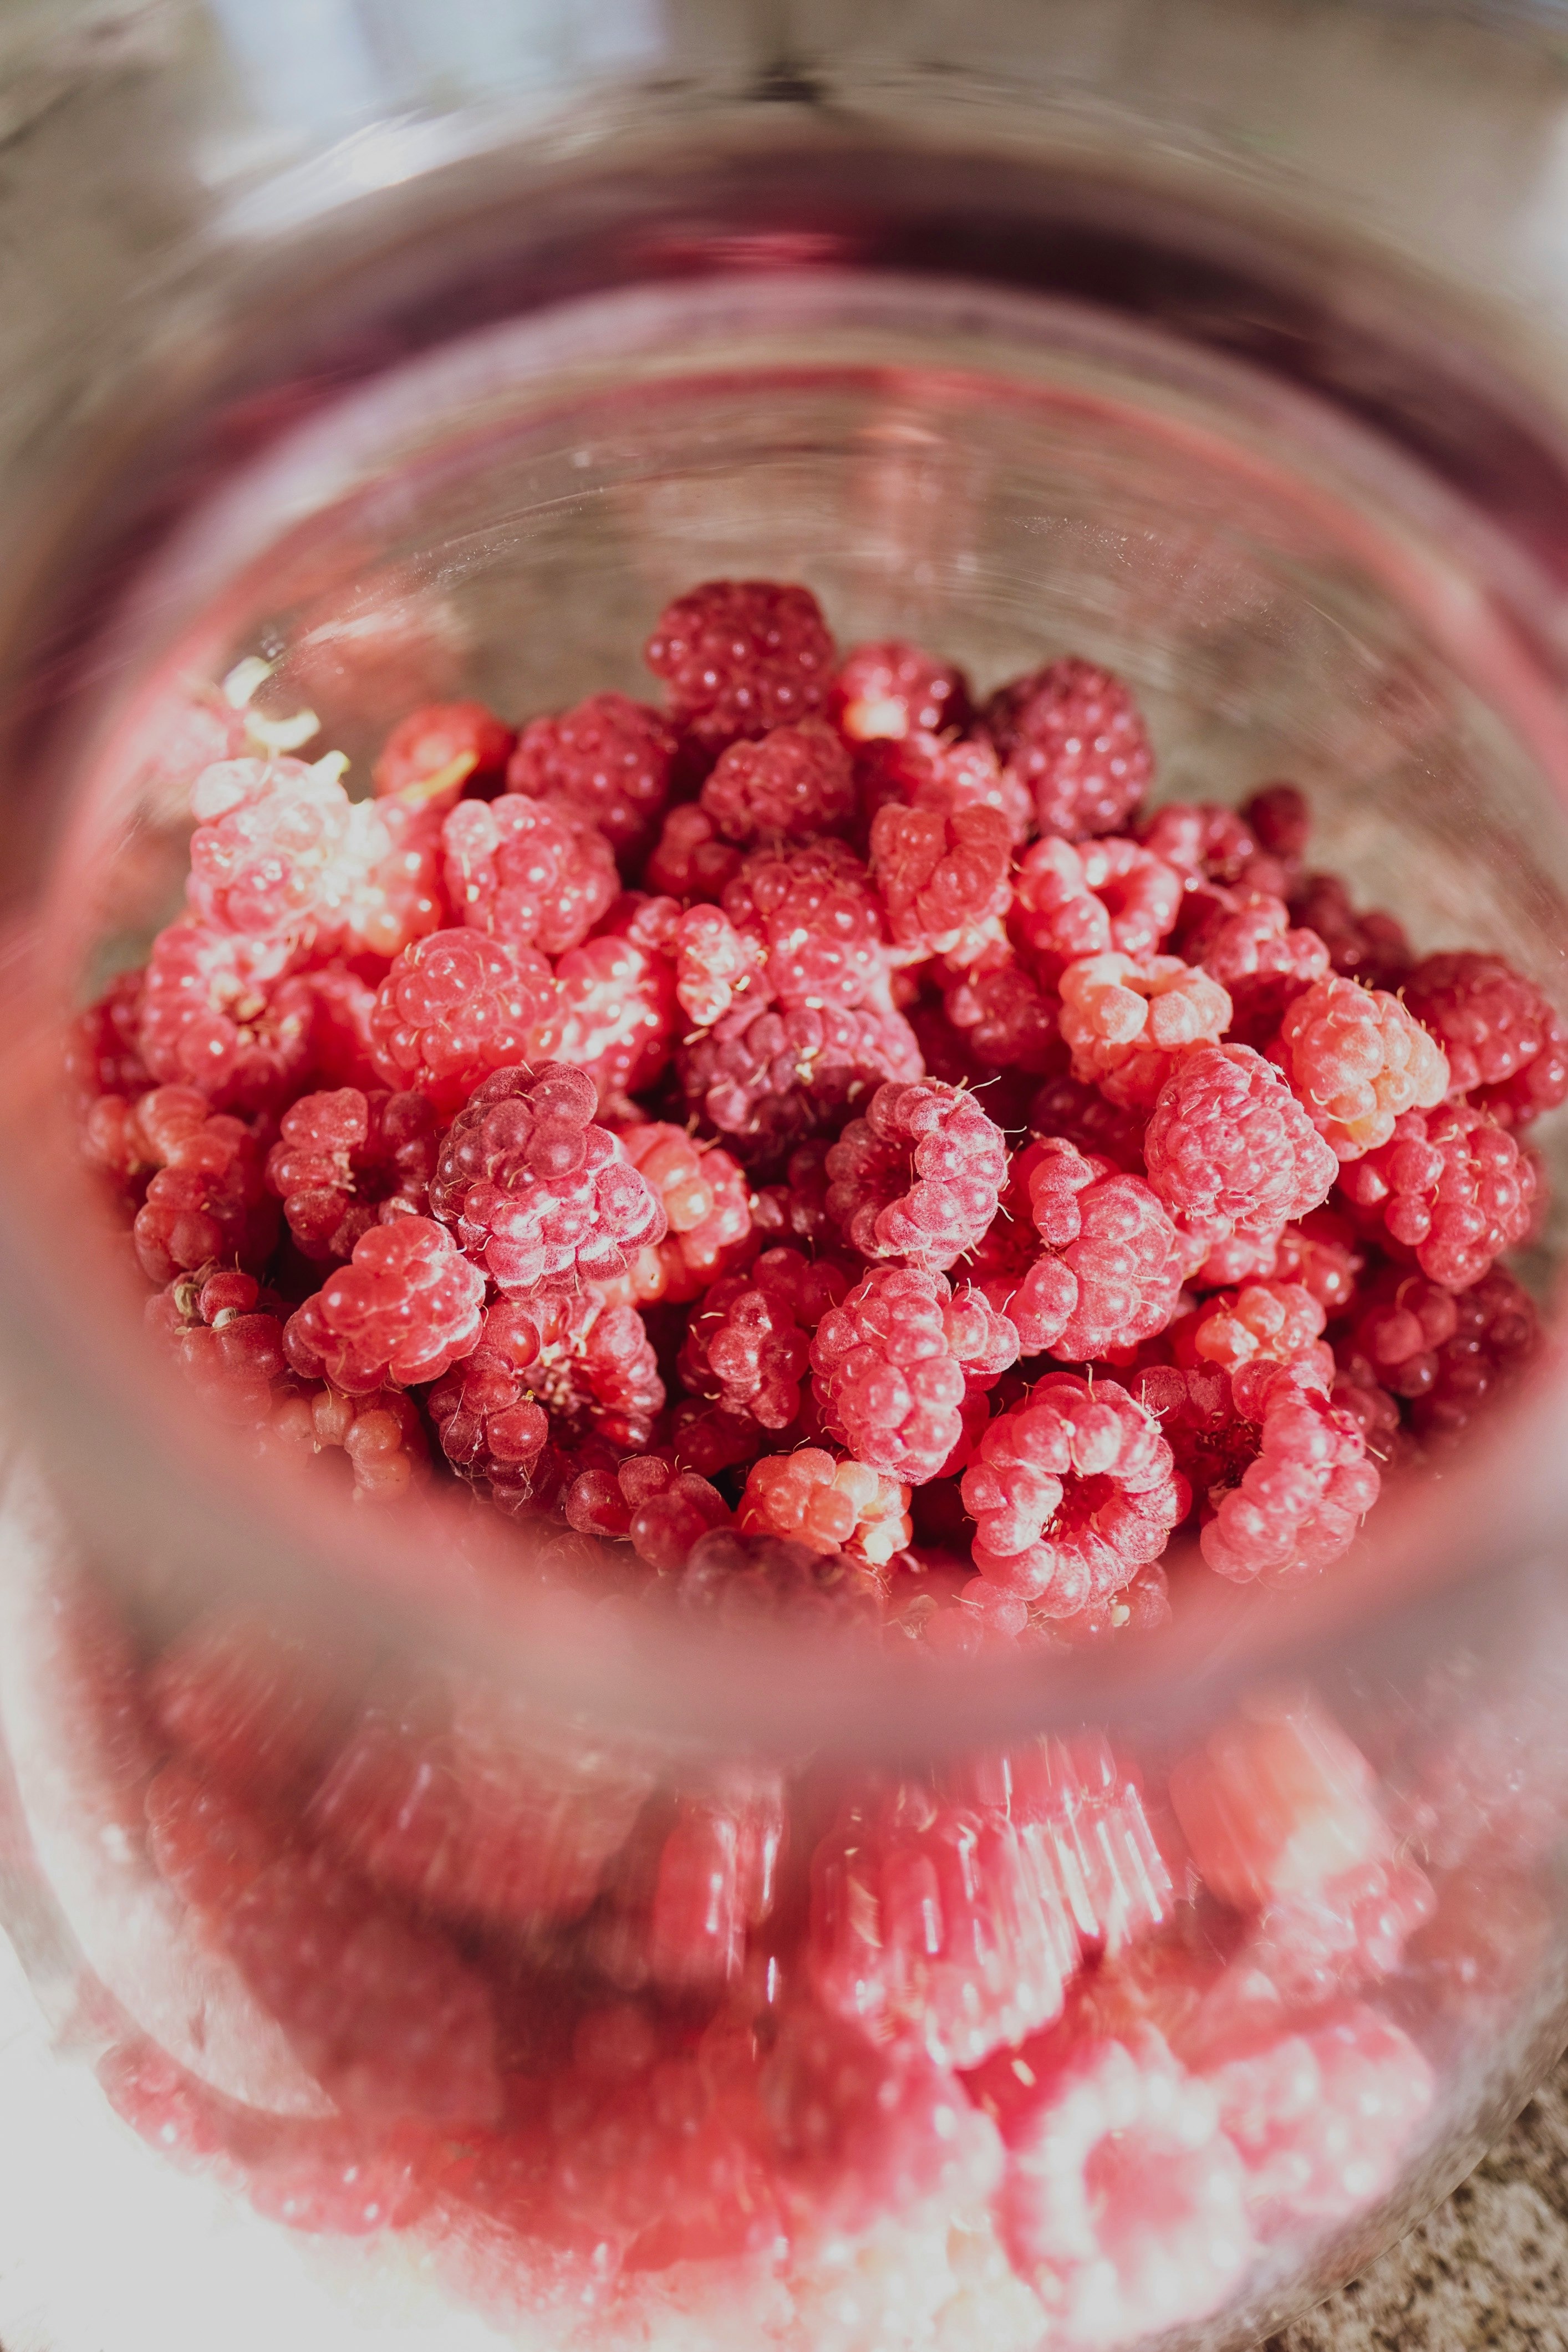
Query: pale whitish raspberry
678 1248 848 1429
1173 1279 1329 1379
535 912 678 1111
825 1077 1009 1267
1290 870 1412 988
1143 1043 1339 1241
644 802 742 901
283 1215 485 1393
146 1267 288 1426
812 1264 1019 1483
506 691 675 856
1059 950 1231 1109
373 700 514 806
1012 833 1183 975
672 903 766 1025
982 1137 1183 1362
253 1379 431 1502
855 727 1035 847
264 1086 437 1261
186 756 355 943
986 656 1154 841
1336 1101 1536 1288
146 690 251 802
808 1784 1078 2068
139 919 321 1114
1408 1265 1539 1445
425 1300 549 1506
961 1373 1184 1613
1168 1690 1390 1910
940 953 1060 1073
611 1122 755 1304
566 1454 733 1569
679 998 922 1161
1404 948 1568 1128
85 1083 277 1283
644 578 836 754
1278 974 1448 1159
739 1447 910 1565
430 1062 665 1293
1184 888 1331 1046
699 716 856 842
870 798 1014 958
368 928 557 1112
722 836 890 1010
949 1734 1175 1953
441 792 618 955
1221 1854 1435 2012
829 638 973 742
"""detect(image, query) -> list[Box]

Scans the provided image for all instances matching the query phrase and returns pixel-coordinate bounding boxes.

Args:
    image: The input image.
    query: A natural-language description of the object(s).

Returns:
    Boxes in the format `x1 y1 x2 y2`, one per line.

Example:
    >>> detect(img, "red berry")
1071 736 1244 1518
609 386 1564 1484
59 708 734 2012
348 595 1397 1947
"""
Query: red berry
442 792 618 954
1060 951 1231 1109
537 919 678 1113
812 1264 1019 1483
264 1086 438 1261
939 953 1060 1074
138 919 322 1114
283 1215 486 1393
1012 833 1183 975
825 1077 1009 1268
1336 1100 1536 1288
985 656 1153 839
1277 974 1448 1158
679 997 922 1162
644 802 742 900
1143 1043 1339 1244
1182 888 1330 1044
856 726 1034 846
1138 800 1274 890
146 1268 289 1423
1168 1692 1391 1910
368 927 557 1111
86 1083 277 1284
644 578 836 754
870 798 1012 958
612 1122 756 1303
739 1447 910 1565
373 700 514 806
1174 1279 1328 1379
70 967 150 1101
507 691 675 856
722 836 889 1010
1289 870 1411 988
1407 1264 1539 1444
1403 948 1568 1127
1027 1069 1149 1172
186 756 357 944
425 1300 550 1504
1240 781 1310 873
566 1455 733 1569
699 717 856 842
671 903 767 1026
678 1247 847 1429
981 1137 1183 1361
478 1284 665 1455
829 638 972 742
951 1734 1175 1952
252 1381 431 1502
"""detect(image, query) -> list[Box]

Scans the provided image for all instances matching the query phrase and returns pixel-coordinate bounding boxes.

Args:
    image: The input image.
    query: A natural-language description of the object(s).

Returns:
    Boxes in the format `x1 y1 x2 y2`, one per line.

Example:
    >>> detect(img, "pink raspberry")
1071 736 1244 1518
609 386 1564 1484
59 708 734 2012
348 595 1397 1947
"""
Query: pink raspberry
678 1247 847 1429
254 1379 431 1501
1336 1101 1536 1287
940 954 1060 1073
985 655 1154 839
333 796 450 963
808 1784 1078 2067
633 1778 788 1994
566 1455 733 1569
824 1077 1009 1267
1289 870 1412 987
679 998 922 1161
1138 798 1270 888
699 716 856 842
442 792 617 955
537 913 678 1111
373 700 514 806
145 689 252 800
961 1373 1184 1613
283 1215 485 1393
671 903 766 1026
1143 1043 1339 1242
738 1448 910 1566
500 1285 665 1453
425 1301 550 1506
86 1083 277 1284
812 1264 1019 1483
612 1122 755 1303
951 1734 1175 1952
146 1267 289 1424
1408 1265 1539 1444
829 638 973 741
1183 888 1331 1043
1012 833 1183 974
1277 974 1448 1158
644 578 836 754
982 1137 1183 1361
430 1062 666 1293
644 802 742 901
1221 1854 1435 2010
506 691 675 856
722 836 889 1009
1059 951 1231 1109
869 798 1013 957
1403 948 1568 1127
1169 1692 1391 1910
855 727 1034 847
1192 1210 1364 1313
1174 1279 1328 1378
186 756 358 943
367 928 556 1111
264 1086 438 1261
138 919 322 1113
69 967 150 1102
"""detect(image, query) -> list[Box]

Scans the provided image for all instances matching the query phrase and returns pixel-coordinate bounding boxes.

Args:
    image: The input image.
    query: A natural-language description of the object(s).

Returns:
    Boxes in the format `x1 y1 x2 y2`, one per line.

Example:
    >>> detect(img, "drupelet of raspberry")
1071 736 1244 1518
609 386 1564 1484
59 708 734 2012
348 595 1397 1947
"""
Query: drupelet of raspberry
425 1300 550 1506
1408 1264 1539 1445
1012 833 1183 974
283 1215 486 1393
824 1077 1009 1267
264 1086 438 1262
367 928 557 1112
1143 1043 1339 1242
538 922 678 1113
86 1083 278 1284
1336 1100 1536 1288
1169 1691 1390 1910
809 1784 1078 2068
982 1137 1183 1362
566 1455 734 1569
186 755 357 943
1289 869 1412 988
644 577 836 754
739 1448 911 1566
699 716 856 842
442 792 618 955
829 638 973 742
1059 950 1232 1109
1403 948 1568 1128
612 1122 755 1304
678 997 922 1162
678 1248 847 1429
146 1268 288 1424
960 1373 1185 1614
985 655 1154 840
870 797 1012 961
254 1379 431 1501
138 919 321 1113
644 803 743 902
373 699 515 806
671 904 767 1026
722 836 890 1009
811 1264 1019 1484
1277 973 1449 1159
507 691 675 856
940 954 1060 1073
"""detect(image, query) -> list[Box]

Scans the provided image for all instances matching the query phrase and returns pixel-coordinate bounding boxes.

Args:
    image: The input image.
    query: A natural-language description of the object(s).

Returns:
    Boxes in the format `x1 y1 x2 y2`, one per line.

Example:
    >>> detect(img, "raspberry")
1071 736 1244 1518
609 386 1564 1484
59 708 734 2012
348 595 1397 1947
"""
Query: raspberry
566 1456 732 1569
1407 1265 1539 1444
1012 834 1183 974
425 1300 550 1504
637 1778 788 1993
70 967 150 1102
985 656 1153 839
808 1785 1078 2067
253 1381 431 1502
264 1086 437 1261
812 1264 1019 1482
537 920 678 1111
1192 1210 1363 1312
1403 948 1568 1127
679 997 922 1161
442 793 618 954
830 638 973 742
1174 1279 1328 1377
981 1138 1183 1361
669 1401 765 1478
368 928 557 1111
491 1285 665 1454
146 1267 289 1423
138 919 321 1113
824 1077 1009 1267
283 1216 485 1393
1027 1070 1149 1172
186 755 358 943
373 700 514 806
856 727 1035 848
722 836 889 1009
953 1735 1175 1952
671 903 766 1026
940 954 1060 1073
1336 1101 1536 1287
1138 800 1275 890
644 578 836 754
86 1083 277 1284
1059 951 1231 1109
1183 889 1331 1044
644 802 742 901
672 1526 888 1628
739 1448 911 1565
749 1139 833 1251
612 1123 755 1304
1223 1854 1435 2010
1240 782 1310 875
1277 974 1448 1158
429 1062 666 1291
1168 1691 1391 1910
145 1607 343 1801
870 798 1012 958
1143 1043 1339 1242
1338 1265 1462 1401
699 716 856 842
507 691 675 856
1289 870 1412 987
678 1248 847 1429
961 1373 1184 1613
146 688 252 800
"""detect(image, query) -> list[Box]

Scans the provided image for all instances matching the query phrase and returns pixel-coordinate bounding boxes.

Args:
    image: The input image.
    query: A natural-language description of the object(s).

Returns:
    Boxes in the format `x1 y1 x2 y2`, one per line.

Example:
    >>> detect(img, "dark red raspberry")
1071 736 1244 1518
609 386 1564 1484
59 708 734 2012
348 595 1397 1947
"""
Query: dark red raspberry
829 638 973 742
670 1525 888 1628
1277 973 1448 1158
679 997 922 1162
856 727 1034 846
1337 1265 1463 1402
264 1086 437 1261
70 967 150 1102
812 1265 1019 1483
373 700 514 806
284 1216 486 1393
699 717 856 843
961 1373 1184 1614
368 928 555 1110
737 1447 910 1566
1336 1101 1535 1287
644 578 836 754
1403 949 1568 1128
678 1247 848 1430
939 953 1060 1074
425 1301 550 1506
146 1267 288 1423
186 755 358 944
566 1455 733 1569
722 836 889 1009
612 1122 755 1303
1143 1043 1339 1243
86 1083 277 1284
507 691 675 856
1059 951 1231 1109
748 1138 833 1251
138 919 322 1113
1407 1265 1539 1445
442 793 618 955
1289 870 1412 988
538 918 678 1112
870 798 1012 958
980 1137 1183 1362
1027 1070 1149 1172
985 656 1153 839
429 1062 665 1291
1012 834 1183 975
824 1077 1009 1268
644 803 742 901
1240 781 1310 875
